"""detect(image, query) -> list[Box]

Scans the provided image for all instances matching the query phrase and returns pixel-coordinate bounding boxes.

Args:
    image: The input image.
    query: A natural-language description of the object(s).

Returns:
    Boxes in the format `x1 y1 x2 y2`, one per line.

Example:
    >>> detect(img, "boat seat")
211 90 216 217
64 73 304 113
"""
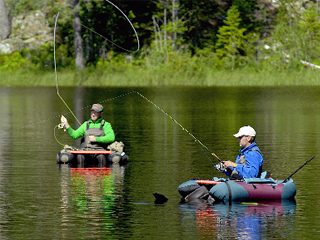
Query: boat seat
244 177 277 184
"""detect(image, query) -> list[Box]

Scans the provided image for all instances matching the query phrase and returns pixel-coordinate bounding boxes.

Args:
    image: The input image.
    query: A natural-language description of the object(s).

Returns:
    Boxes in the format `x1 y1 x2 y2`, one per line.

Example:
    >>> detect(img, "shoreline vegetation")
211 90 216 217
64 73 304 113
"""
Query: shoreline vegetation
2 1 320 88
1 2 320 87
1 67 319 87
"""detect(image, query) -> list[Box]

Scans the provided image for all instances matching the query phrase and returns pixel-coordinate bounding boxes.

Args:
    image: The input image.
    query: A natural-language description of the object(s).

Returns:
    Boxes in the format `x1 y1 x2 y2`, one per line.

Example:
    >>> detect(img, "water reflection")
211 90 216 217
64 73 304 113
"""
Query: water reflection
2 86 320 239
179 200 296 239
58 163 126 238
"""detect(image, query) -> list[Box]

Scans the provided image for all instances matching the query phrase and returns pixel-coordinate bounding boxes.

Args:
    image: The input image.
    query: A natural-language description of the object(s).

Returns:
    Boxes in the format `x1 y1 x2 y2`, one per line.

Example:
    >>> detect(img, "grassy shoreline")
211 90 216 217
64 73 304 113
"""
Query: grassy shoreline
1 67 320 87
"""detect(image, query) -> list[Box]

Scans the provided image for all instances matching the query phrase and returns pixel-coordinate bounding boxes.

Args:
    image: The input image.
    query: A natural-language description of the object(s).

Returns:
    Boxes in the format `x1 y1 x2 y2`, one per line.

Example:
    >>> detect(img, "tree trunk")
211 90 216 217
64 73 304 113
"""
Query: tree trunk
163 3 168 61
172 0 179 51
0 0 11 40
71 0 85 70
152 16 159 51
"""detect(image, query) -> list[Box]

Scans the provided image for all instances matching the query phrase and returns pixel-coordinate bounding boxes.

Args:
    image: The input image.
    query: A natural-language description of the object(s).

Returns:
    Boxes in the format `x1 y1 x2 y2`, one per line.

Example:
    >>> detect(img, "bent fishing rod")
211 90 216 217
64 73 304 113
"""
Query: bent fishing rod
135 91 222 163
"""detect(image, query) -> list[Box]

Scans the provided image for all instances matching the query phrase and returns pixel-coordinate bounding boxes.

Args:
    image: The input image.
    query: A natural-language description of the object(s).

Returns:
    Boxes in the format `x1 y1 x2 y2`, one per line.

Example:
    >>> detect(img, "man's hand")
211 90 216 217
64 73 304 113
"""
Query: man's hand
223 160 238 169
89 136 96 142
60 115 70 129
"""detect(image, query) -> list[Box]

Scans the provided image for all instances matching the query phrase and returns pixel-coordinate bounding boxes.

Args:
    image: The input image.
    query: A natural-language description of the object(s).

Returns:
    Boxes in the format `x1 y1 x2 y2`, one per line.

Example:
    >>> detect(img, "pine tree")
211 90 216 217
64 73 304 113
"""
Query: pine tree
215 5 247 69
298 7 320 64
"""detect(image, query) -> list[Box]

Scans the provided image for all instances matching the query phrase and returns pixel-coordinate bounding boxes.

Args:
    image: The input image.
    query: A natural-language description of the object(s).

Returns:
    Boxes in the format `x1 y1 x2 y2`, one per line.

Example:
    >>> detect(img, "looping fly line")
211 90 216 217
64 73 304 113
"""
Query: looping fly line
83 0 140 53
54 0 140 125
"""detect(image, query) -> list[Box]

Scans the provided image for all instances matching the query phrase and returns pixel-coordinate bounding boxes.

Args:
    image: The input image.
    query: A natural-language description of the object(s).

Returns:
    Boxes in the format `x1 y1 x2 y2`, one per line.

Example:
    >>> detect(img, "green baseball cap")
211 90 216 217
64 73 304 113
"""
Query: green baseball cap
90 103 104 112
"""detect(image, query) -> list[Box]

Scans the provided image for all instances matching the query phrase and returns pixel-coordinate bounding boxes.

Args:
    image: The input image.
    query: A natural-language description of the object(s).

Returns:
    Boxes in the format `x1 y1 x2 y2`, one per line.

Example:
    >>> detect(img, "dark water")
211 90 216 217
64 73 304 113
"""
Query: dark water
0 86 320 239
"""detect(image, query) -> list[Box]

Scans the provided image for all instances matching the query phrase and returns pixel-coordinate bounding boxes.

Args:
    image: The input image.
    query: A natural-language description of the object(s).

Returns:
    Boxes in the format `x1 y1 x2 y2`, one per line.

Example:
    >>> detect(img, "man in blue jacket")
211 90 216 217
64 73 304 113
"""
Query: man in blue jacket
222 126 263 179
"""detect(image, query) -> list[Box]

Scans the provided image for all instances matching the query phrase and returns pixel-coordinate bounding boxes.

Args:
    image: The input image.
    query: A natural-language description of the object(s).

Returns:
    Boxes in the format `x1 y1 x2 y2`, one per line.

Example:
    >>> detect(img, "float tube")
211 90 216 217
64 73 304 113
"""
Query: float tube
56 143 129 165
178 177 296 202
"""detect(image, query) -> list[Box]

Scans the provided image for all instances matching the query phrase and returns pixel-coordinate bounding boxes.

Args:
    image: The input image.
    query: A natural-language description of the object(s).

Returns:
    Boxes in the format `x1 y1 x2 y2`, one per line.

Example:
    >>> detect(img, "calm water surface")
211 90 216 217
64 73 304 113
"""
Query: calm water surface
0 86 320 239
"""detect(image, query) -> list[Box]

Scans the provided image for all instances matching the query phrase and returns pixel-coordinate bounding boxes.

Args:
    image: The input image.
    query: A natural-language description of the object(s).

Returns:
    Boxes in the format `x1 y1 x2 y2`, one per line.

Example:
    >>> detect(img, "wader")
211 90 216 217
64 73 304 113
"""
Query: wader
77 120 108 167
81 120 107 150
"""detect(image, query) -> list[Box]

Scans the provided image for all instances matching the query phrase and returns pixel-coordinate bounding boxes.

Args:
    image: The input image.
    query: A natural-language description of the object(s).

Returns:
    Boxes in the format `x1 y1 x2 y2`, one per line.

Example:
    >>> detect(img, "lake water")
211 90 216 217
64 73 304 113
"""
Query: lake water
0 86 320 239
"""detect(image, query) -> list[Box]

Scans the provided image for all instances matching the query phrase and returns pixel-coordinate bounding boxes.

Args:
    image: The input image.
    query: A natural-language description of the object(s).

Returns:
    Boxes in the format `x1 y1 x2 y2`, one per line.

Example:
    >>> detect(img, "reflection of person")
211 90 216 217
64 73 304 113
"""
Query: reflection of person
222 126 263 180
61 103 115 165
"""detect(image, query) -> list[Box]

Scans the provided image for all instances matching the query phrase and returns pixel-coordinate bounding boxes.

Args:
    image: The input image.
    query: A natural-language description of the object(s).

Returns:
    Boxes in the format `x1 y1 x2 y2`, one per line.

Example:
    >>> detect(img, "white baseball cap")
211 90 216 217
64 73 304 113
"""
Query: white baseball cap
233 126 256 137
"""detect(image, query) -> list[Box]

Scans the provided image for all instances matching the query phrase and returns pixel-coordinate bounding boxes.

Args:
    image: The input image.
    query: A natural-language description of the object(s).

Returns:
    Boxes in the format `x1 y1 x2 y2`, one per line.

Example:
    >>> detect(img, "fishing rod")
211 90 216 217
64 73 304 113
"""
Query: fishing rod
283 156 315 183
135 91 223 163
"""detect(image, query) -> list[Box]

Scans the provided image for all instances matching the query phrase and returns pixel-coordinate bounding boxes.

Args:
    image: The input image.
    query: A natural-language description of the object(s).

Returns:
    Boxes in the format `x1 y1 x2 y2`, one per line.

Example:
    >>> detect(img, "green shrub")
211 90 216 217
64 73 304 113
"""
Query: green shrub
0 52 27 70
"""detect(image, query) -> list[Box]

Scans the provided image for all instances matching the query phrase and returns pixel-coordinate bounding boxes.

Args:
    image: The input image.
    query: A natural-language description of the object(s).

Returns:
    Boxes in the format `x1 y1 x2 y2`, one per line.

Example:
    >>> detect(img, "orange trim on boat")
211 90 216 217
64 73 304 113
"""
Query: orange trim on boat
70 150 112 154
196 180 221 185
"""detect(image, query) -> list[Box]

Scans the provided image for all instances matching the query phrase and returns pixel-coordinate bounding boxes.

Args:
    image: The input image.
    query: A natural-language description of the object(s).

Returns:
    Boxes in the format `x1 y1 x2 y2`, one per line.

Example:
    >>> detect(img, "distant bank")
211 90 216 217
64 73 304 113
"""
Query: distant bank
0 67 319 87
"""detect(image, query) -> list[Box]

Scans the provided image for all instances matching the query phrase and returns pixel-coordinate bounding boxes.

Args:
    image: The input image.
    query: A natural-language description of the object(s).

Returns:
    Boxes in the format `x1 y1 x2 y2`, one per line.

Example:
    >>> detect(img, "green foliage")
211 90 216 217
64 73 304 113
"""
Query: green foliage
4 0 320 76
78 0 151 65
265 3 320 69
298 7 320 61
19 43 53 69
178 0 223 51
0 52 27 70
299 8 320 42
95 52 129 72
8 0 47 14
232 0 259 32
2 62 320 87
215 6 247 69
0 42 75 72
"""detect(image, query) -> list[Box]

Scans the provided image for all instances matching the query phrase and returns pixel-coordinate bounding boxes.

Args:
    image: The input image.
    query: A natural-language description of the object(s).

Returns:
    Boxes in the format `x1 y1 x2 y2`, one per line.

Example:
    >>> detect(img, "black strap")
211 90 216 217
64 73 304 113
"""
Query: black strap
225 181 232 202
100 120 105 130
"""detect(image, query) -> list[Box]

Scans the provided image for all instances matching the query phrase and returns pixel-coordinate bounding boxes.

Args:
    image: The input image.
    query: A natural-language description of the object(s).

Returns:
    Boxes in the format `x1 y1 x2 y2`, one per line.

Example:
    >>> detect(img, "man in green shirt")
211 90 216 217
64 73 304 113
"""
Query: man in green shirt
61 103 115 166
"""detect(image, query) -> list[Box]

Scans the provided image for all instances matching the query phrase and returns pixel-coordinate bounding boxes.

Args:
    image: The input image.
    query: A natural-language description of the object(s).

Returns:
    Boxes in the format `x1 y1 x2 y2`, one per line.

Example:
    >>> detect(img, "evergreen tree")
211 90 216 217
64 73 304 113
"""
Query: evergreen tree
298 7 320 64
299 7 320 46
179 0 224 52
268 1 320 69
215 5 247 69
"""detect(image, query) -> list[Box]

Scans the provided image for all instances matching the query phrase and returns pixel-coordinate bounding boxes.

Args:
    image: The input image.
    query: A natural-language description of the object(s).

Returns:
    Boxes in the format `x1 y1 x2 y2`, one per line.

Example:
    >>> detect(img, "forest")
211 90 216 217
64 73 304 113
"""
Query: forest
0 0 320 86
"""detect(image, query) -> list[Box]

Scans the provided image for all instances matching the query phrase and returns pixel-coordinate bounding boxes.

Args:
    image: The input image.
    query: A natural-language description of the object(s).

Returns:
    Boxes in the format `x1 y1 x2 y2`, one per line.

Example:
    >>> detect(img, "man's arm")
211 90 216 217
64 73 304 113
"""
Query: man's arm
66 122 86 140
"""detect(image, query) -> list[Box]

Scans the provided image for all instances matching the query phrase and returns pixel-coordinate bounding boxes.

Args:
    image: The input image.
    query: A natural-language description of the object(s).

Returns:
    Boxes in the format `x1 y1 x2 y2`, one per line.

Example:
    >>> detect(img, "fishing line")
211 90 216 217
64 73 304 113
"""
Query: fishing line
54 12 81 127
52 91 138 146
3 2 215 164
0 91 137 137
2 87 222 167
53 0 141 147
54 0 140 126
81 0 140 53
134 91 223 164
54 125 66 147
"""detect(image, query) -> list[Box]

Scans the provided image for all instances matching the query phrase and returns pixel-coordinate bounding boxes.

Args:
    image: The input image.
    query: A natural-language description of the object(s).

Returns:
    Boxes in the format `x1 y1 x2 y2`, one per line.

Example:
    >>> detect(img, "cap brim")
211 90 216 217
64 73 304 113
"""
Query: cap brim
90 108 102 112
233 133 242 137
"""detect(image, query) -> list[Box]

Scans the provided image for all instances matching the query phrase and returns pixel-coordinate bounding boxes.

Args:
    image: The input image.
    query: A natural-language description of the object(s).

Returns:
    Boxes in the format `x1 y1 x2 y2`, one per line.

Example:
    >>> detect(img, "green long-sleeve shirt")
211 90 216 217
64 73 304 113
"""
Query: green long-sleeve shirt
66 118 115 143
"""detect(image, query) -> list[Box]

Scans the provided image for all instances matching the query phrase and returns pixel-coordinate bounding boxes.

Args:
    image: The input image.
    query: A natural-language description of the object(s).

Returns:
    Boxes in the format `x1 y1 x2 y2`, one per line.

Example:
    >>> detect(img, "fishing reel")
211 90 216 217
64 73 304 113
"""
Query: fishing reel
57 123 66 131
215 163 225 172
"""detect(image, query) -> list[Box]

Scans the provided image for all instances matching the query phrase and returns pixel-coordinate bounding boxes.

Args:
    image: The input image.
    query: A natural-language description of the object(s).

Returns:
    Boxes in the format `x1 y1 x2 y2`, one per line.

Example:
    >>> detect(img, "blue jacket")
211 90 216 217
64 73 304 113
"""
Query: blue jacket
225 142 263 179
